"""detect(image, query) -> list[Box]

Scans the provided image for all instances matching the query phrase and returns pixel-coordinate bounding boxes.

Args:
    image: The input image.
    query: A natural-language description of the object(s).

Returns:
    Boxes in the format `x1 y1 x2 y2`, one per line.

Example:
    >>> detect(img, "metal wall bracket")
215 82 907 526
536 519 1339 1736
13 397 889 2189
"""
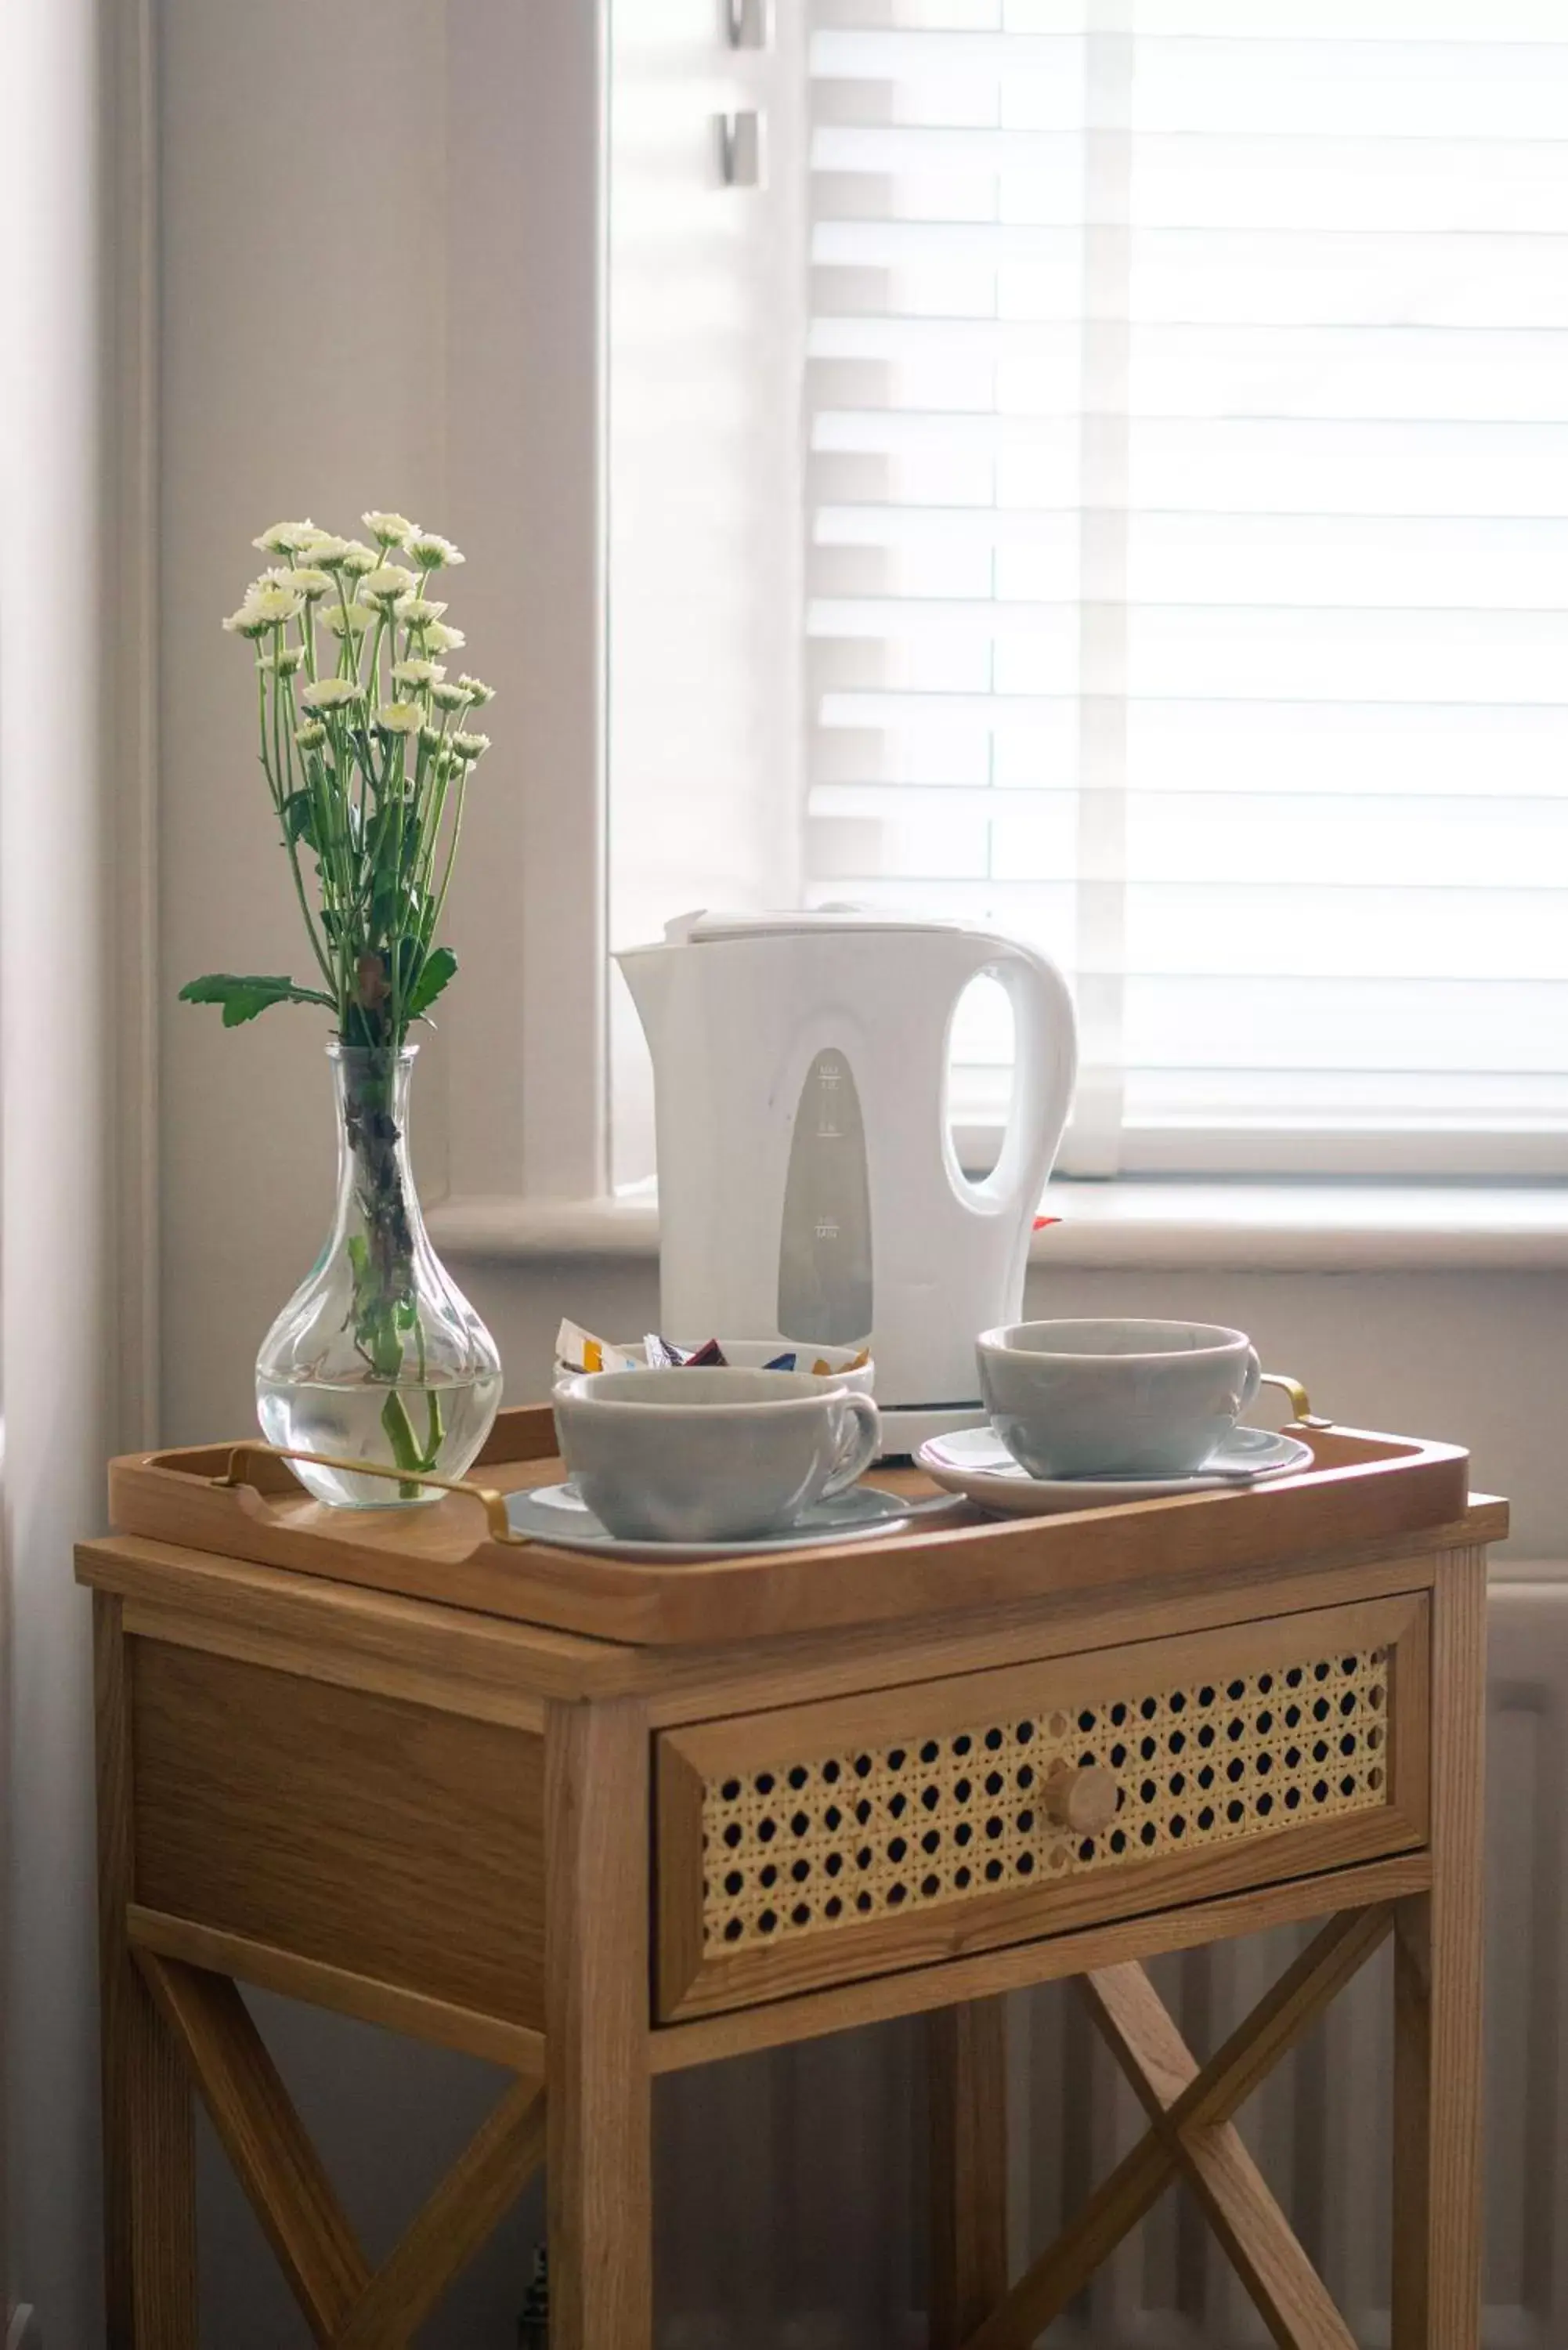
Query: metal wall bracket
725 0 774 49
717 109 766 189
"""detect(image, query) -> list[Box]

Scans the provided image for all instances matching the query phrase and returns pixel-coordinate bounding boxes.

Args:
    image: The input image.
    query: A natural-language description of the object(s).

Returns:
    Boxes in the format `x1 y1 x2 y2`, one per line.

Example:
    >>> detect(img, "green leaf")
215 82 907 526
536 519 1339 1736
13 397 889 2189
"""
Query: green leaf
406 945 457 1020
282 790 321 851
178 973 336 1027
370 881 406 937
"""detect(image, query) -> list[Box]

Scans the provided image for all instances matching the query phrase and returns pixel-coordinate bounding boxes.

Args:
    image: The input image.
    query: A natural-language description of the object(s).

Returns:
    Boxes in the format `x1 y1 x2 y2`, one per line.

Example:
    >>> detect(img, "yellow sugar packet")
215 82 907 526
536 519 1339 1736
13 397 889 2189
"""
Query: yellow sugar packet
555 1317 640 1376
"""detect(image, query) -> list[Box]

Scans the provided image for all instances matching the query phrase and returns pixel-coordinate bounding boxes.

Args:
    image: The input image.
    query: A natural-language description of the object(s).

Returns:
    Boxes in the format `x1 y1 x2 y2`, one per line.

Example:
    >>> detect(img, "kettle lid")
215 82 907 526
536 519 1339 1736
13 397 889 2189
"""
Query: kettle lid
664 906 961 945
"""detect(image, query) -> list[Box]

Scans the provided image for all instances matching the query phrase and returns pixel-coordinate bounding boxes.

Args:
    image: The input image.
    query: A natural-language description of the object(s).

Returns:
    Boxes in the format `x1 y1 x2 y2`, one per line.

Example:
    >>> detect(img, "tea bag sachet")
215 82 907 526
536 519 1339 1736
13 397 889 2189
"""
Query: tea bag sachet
640 1332 689 1368
561 1319 873 1376
641 1333 731 1366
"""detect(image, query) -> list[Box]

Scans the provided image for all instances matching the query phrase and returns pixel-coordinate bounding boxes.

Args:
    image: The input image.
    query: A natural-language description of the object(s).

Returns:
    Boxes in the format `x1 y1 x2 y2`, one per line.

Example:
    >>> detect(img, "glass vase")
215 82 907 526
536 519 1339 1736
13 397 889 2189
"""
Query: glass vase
256 1043 503 1506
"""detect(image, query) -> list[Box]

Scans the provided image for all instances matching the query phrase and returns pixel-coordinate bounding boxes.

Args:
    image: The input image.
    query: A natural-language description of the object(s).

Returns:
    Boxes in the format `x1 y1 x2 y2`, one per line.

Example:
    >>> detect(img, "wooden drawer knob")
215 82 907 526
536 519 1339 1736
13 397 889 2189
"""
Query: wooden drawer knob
1043 1762 1119 1835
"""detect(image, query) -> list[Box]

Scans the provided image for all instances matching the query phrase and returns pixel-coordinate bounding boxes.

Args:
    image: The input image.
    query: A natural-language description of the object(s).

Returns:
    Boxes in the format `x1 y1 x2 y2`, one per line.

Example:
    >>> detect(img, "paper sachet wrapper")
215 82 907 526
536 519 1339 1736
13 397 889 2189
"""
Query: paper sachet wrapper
644 1335 873 1373
554 1318 641 1376
757 1345 872 1375
558 1318 872 1377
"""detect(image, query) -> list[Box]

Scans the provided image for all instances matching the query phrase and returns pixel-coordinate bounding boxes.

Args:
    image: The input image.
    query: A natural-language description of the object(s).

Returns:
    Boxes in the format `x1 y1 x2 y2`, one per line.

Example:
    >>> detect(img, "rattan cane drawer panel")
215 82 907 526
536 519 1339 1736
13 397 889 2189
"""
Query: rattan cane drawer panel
655 1593 1429 2019
705 1651 1389 1943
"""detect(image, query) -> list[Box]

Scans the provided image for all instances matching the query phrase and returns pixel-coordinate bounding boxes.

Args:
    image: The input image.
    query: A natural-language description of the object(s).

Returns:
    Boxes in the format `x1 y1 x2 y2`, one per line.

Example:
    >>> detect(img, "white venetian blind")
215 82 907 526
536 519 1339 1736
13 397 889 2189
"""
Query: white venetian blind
804 0 1568 1176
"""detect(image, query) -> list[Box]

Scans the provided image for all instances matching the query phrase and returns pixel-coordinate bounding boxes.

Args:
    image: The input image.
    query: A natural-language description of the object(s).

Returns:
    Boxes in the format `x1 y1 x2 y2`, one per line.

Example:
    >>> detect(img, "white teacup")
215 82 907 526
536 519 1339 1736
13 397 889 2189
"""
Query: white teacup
551 1366 882 1542
977 1318 1262 1480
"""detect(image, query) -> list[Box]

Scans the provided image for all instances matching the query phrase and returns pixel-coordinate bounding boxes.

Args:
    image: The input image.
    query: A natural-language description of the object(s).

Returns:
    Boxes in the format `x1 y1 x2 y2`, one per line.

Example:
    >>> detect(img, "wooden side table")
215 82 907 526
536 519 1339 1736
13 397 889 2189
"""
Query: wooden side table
80 1430 1498 2349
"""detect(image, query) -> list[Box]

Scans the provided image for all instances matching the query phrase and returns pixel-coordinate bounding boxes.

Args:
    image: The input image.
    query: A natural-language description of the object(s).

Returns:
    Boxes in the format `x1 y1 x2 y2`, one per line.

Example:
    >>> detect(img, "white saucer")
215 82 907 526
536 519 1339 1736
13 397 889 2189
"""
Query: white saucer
916 1426 1317 1517
874 1403 988 1461
506 1480 925 1563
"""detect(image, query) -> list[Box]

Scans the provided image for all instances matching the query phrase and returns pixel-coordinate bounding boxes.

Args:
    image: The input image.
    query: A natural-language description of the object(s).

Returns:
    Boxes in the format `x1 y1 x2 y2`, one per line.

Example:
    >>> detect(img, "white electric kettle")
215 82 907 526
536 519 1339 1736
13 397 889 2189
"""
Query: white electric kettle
616 910 1077 1446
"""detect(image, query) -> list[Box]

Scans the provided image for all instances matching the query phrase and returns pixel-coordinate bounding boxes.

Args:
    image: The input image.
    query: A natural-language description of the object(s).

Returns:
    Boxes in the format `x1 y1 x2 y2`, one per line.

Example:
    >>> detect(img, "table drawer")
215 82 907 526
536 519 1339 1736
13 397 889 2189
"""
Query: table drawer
654 1593 1428 2020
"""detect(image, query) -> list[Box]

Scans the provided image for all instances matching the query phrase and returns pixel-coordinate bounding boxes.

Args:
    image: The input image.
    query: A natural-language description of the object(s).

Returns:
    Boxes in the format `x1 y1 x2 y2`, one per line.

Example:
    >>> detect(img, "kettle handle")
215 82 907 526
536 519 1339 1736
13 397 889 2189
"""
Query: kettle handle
950 936 1078 1217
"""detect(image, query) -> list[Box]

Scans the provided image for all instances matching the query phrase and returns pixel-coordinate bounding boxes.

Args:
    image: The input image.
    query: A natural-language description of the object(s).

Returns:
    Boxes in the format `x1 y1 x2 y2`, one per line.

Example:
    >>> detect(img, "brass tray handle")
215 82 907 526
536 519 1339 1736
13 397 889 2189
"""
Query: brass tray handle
213 1442 530 1545
1259 1372 1332 1430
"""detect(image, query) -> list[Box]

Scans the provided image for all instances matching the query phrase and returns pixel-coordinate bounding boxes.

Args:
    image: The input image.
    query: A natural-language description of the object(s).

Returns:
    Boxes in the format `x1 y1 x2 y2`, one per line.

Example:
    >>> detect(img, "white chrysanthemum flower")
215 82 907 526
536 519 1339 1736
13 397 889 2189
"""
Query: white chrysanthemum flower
451 730 490 762
375 701 423 736
252 559 329 601
363 510 416 548
259 645 305 675
299 677 363 712
392 659 445 689
455 673 495 706
396 594 449 628
222 604 273 639
418 722 446 752
358 563 420 607
406 530 465 569
294 721 327 750
423 621 465 652
252 519 320 555
430 681 472 711
240 582 305 629
306 535 352 570
319 602 372 638
338 540 378 577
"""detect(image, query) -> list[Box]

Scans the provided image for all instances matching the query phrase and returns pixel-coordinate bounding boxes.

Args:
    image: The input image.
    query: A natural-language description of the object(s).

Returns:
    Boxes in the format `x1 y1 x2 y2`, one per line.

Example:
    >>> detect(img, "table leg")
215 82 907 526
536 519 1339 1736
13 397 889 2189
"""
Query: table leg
95 1593 198 2347
546 1697 653 2350
1392 1546 1487 2350
928 1996 1010 2348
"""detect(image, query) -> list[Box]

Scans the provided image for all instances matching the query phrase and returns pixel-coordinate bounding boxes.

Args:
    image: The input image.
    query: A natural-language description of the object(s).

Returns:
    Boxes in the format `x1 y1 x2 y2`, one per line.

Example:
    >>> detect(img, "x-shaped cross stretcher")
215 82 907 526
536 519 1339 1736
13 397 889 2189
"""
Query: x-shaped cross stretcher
135 1950 547 2348
961 1903 1395 2350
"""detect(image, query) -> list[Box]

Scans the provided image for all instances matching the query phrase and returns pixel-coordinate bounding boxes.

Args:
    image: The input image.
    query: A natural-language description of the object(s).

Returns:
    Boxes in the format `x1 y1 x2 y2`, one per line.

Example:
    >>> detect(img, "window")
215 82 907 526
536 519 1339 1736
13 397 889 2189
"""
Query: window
609 2 1568 1187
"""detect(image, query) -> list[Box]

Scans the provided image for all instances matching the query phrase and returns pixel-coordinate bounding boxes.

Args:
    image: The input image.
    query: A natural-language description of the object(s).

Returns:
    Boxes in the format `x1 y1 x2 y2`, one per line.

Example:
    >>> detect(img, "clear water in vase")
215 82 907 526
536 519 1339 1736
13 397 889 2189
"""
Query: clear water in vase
256 1367 505 1507
255 1044 504 1508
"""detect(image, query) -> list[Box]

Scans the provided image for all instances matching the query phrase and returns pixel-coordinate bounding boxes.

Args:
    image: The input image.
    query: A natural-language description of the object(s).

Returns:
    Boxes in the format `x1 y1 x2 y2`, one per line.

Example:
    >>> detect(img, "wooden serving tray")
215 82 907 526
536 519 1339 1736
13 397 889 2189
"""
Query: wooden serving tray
106 1406 1483 1647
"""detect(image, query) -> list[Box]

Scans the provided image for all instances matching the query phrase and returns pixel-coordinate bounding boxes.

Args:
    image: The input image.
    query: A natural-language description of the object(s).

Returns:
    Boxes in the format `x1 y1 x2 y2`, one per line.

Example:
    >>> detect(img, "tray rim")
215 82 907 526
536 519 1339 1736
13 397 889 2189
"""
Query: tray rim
102 1406 1492 1650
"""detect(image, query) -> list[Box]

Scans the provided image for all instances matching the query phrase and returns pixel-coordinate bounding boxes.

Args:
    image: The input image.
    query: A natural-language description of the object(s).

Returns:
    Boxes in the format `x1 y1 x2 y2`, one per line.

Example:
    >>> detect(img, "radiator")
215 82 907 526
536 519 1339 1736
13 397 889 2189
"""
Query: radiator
654 1577 1568 2349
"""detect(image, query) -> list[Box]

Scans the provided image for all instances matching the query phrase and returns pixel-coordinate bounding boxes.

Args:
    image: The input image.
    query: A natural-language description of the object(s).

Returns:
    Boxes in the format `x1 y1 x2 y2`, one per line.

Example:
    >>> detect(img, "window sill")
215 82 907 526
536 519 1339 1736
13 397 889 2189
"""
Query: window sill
426 1180 1568 1273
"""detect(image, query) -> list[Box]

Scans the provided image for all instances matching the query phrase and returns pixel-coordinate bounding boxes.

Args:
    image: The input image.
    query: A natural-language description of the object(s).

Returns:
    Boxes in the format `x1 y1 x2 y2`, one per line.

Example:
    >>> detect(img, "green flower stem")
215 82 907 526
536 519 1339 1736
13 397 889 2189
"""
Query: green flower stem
333 577 358 678
380 1386 446 1499
429 769 469 940
414 756 453 930
389 738 409 1039
262 654 337 996
338 1047 445 1494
